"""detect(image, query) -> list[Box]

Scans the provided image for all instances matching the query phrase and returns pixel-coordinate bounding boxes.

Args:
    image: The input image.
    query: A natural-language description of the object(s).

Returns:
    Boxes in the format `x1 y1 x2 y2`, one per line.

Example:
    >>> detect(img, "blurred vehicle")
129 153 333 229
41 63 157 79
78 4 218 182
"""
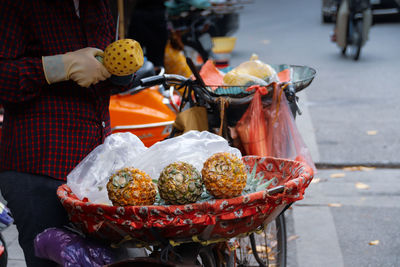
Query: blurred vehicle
334 0 373 60
322 0 400 22
109 61 180 147
166 0 243 68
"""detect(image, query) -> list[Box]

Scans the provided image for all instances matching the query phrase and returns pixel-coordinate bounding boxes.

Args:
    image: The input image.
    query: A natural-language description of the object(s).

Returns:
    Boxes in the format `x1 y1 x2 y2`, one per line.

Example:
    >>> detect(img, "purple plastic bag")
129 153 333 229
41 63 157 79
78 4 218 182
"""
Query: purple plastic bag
0 202 13 231
34 227 115 267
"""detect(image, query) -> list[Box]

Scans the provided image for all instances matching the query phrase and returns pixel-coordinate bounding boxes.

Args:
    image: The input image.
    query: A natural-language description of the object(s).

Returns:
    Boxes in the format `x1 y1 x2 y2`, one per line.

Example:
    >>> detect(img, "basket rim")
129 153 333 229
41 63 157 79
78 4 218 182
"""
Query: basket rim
57 156 314 243
58 156 313 214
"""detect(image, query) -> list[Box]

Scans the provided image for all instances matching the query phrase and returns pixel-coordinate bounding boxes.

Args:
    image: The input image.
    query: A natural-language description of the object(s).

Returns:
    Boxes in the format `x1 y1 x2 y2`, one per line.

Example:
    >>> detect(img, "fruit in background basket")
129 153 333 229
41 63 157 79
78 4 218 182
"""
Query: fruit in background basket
107 167 156 206
158 162 203 205
223 54 277 86
103 39 144 76
202 152 247 199
223 72 268 87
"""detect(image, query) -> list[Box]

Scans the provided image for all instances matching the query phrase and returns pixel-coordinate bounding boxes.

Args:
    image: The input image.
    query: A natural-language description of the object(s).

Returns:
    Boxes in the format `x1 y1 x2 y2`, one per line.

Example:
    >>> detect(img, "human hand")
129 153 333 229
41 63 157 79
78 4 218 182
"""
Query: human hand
63 47 111 87
42 47 111 87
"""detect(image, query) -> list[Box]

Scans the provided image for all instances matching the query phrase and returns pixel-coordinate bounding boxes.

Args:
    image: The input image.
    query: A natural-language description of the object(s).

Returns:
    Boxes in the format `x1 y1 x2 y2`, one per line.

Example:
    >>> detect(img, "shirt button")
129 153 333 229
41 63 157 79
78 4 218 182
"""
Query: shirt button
102 121 106 128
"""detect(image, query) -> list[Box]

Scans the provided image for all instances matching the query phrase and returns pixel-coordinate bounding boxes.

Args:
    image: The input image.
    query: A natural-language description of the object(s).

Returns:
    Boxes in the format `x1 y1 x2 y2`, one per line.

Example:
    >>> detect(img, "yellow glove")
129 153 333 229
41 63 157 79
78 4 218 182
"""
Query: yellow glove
42 47 111 88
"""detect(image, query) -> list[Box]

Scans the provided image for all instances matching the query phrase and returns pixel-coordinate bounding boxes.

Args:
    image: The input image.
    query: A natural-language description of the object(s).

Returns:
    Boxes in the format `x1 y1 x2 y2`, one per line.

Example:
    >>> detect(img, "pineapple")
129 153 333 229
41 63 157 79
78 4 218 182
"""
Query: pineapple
202 152 247 199
103 39 144 76
158 162 203 205
107 167 156 206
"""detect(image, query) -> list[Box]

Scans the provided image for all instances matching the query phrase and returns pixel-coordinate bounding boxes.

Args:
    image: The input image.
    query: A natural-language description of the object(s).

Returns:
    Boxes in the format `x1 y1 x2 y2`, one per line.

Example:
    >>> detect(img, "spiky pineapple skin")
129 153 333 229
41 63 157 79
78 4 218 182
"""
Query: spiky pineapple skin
107 167 156 206
158 162 203 205
103 39 144 76
202 152 247 199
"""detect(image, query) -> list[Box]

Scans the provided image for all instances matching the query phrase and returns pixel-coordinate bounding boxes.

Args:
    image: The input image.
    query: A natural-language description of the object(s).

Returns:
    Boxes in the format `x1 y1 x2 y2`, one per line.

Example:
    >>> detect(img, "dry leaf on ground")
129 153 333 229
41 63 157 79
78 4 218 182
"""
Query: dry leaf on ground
355 182 370 190
328 203 343 207
369 240 380 246
311 178 321 184
330 173 346 178
367 130 378 135
343 166 376 172
288 235 300 241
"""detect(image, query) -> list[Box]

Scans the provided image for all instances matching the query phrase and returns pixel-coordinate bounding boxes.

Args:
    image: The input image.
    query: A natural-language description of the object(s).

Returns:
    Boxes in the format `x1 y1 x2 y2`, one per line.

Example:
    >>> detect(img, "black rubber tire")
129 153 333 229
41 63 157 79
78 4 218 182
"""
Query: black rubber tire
352 20 363 61
341 46 347 55
275 213 287 266
232 213 287 267
199 247 217 267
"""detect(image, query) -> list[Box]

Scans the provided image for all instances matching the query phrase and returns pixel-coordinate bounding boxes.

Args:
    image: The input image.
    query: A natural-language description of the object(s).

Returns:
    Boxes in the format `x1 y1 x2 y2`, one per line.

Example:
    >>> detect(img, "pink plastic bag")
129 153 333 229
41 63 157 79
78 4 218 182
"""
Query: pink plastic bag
266 85 316 172
235 88 269 156
236 84 316 173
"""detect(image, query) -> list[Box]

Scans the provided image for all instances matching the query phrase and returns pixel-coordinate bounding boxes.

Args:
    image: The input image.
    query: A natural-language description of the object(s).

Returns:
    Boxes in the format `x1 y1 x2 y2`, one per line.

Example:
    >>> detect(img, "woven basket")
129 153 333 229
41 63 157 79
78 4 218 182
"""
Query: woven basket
57 156 313 246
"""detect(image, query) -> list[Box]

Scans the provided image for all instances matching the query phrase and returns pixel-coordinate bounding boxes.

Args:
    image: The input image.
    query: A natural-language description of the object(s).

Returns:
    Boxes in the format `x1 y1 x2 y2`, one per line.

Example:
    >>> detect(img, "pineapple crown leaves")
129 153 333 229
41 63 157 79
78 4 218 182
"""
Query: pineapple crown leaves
243 162 274 194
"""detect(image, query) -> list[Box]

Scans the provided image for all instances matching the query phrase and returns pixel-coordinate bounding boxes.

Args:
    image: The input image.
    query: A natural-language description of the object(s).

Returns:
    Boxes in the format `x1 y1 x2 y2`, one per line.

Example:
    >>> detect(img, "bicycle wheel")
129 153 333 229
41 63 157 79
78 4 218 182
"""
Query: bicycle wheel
233 213 287 267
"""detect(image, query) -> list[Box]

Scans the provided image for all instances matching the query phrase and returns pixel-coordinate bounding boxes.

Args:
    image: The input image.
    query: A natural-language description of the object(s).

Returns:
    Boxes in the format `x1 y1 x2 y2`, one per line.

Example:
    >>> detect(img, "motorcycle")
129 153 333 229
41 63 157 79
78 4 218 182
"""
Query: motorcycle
335 0 372 60
109 60 181 147
166 0 244 69
108 0 246 146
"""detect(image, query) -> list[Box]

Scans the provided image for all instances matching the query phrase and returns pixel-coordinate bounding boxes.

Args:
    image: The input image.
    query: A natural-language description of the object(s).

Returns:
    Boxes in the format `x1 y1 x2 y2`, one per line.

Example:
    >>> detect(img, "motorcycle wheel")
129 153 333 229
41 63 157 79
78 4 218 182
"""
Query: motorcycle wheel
341 46 347 55
349 19 363 61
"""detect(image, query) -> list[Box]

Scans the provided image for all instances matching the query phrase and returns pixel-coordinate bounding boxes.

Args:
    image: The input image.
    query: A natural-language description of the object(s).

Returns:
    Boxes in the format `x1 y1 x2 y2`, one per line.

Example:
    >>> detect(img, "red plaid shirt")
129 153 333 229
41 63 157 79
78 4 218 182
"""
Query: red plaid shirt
0 0 126 180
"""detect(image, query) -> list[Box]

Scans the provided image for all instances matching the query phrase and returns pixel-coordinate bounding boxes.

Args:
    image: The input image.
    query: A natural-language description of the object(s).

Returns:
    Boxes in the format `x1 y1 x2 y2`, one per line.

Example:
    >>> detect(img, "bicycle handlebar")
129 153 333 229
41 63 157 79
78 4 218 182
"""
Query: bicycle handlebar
140 74 259 106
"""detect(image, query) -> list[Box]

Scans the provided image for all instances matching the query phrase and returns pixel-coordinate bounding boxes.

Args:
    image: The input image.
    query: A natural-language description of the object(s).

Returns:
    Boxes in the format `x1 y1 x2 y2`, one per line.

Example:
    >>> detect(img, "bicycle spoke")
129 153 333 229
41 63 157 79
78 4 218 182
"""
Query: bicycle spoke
233 215 286 267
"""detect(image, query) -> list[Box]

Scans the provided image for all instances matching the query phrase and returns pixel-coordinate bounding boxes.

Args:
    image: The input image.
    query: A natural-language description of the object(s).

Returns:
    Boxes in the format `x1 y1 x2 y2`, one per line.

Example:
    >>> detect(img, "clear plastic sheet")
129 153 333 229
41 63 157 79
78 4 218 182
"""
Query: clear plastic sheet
67 132 147 205
67 131 240 205
34 227 115 267
134 130 241 180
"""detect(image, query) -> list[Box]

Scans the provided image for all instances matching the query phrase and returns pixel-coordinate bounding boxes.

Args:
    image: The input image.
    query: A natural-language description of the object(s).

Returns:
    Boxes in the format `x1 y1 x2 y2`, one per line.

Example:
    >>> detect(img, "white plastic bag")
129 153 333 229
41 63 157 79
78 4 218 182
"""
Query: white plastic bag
134 130 241 180
67 132 147 205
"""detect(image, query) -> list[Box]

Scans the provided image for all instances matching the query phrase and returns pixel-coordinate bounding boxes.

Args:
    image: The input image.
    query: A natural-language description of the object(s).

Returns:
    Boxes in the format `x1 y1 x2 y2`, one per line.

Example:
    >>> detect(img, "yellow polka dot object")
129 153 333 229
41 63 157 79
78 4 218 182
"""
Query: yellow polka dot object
103 39 144 76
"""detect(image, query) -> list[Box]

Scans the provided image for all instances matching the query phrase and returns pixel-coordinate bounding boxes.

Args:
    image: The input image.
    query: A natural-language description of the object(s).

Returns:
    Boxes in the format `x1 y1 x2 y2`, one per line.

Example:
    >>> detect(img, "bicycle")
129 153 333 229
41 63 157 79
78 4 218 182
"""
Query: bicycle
53 60 315 267
130 59 315 266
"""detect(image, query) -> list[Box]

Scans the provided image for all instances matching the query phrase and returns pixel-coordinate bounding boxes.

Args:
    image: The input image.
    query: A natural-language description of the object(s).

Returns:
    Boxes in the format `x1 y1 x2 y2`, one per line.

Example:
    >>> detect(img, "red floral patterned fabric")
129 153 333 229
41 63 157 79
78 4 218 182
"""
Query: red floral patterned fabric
57 156 314 244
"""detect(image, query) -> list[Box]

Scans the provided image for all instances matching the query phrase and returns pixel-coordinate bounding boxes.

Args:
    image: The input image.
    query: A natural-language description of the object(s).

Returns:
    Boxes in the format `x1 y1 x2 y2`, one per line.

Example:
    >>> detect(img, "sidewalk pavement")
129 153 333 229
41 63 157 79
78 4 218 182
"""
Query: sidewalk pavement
287 167 400 267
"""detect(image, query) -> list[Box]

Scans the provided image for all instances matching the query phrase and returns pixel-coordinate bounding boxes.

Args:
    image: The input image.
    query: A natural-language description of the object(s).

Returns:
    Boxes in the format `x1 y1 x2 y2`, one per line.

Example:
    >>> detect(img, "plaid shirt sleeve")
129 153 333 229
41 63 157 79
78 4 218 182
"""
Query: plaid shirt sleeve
0 0 133 180
0 1 48 103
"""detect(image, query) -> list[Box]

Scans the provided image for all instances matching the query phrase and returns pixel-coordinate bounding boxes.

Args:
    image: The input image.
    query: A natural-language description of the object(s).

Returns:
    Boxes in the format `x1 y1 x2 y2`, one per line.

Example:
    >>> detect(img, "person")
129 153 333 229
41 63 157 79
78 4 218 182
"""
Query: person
0 1 132 266
127 0 168 68
330 0 371 42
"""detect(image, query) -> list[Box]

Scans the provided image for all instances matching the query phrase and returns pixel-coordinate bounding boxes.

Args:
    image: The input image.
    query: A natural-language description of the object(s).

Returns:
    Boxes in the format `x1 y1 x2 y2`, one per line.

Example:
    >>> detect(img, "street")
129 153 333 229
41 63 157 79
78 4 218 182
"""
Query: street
230 0 400 266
